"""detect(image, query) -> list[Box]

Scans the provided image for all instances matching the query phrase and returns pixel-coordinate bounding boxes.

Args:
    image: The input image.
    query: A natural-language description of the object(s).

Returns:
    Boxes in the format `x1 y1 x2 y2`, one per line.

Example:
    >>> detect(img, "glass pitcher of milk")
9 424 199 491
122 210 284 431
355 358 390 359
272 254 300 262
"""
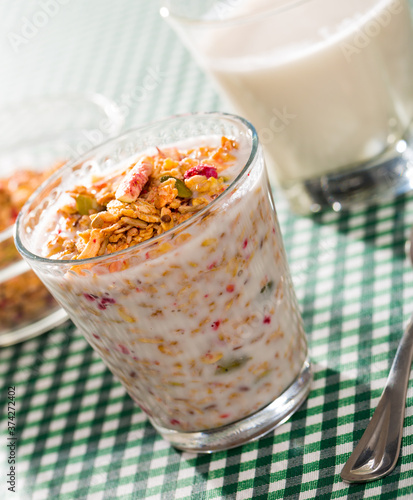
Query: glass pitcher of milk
161 0 413 214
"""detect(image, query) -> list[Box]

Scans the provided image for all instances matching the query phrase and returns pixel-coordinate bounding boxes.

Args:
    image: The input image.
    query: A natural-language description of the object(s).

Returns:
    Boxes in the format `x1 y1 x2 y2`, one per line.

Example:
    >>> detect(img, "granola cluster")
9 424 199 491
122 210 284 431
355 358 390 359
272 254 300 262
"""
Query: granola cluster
0 163 63 334
0 164 62 232
46 136 239 260
1 269 56 330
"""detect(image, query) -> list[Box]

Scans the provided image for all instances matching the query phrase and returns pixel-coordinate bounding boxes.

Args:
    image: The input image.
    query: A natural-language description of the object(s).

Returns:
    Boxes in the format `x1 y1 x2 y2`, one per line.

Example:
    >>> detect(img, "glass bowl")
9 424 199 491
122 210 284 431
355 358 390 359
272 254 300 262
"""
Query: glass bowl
0 93 124 346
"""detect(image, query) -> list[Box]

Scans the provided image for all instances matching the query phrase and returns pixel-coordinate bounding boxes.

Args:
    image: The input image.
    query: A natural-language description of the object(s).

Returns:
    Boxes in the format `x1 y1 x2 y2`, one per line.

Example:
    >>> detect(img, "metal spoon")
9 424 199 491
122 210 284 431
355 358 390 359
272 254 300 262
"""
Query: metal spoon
341 232 413 483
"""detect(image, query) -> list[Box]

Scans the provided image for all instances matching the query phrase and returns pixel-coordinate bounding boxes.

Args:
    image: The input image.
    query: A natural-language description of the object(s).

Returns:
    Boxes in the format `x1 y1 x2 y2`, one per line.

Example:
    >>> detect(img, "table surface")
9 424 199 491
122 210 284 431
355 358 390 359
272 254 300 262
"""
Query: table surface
1 1 413 499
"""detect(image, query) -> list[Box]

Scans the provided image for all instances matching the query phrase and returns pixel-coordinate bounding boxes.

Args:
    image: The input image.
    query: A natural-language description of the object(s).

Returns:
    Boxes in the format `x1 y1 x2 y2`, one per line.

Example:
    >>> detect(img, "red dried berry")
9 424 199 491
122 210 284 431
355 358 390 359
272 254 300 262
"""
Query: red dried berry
101 297 116 305
184 165 218 179
118 344 130 355
263 316 271 324
10 208 19 222
211 320 221 330
170 418 180 426
98 297 116 310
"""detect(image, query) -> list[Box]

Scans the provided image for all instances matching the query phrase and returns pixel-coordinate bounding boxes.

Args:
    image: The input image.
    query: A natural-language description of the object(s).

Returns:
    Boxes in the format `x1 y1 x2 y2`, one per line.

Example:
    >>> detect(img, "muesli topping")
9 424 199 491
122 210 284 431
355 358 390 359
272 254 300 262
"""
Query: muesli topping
46 136 239 260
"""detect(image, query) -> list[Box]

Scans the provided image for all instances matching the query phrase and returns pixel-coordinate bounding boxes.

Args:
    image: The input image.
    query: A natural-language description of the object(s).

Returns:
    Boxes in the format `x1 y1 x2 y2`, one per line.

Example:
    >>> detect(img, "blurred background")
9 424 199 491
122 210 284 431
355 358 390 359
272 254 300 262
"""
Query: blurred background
0 0 222 129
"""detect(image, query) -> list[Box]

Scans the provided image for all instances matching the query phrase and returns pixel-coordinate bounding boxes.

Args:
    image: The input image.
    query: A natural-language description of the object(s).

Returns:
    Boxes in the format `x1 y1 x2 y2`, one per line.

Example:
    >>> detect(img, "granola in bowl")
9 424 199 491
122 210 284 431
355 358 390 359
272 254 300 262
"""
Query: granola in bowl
0 164 65 336
0 93 124 346
0 165 62 267
0 166 62 232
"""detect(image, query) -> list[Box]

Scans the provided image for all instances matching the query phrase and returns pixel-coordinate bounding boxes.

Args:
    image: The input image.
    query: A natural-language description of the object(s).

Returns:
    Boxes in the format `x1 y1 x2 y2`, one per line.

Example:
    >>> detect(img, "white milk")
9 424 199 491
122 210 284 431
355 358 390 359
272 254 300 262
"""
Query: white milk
189 0 413 186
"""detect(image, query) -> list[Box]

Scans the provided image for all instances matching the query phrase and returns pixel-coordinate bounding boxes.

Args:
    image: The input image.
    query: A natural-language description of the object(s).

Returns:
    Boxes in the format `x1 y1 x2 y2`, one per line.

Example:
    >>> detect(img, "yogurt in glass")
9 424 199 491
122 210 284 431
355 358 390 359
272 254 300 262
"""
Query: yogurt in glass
15 113 311 452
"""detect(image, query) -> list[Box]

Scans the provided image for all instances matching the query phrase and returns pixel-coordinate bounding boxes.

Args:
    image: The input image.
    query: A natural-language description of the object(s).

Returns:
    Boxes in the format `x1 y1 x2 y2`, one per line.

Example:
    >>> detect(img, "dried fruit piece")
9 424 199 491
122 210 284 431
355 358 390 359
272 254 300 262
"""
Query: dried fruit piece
215 356 250 375
260 280 274 295
160 175 192 199
118 306 135 323
184 165 218 180
200 351 223 364
115 157 153 203
76 194 99 215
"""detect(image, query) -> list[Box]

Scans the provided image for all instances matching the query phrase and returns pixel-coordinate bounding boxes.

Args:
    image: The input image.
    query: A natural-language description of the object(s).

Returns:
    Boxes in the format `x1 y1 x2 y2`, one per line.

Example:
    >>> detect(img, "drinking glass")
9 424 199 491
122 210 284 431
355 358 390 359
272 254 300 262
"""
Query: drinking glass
15 112 311 452
161 0 413 214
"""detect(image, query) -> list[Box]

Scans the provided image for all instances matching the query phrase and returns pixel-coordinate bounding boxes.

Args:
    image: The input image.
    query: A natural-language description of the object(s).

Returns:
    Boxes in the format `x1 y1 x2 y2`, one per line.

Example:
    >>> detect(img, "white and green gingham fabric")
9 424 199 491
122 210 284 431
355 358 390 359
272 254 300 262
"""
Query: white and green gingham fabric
1 1 413 498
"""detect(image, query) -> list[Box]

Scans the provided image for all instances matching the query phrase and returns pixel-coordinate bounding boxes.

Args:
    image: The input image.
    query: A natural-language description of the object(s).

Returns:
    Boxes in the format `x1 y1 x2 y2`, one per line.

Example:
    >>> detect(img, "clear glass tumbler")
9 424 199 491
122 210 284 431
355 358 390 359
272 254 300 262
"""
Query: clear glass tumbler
15 112 311 452
161 0 413 214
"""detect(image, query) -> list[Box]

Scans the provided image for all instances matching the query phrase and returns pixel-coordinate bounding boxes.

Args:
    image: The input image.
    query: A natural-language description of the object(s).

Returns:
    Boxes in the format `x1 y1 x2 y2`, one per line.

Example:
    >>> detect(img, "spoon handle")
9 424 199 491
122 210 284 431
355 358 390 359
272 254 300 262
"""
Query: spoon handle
341 317 413 483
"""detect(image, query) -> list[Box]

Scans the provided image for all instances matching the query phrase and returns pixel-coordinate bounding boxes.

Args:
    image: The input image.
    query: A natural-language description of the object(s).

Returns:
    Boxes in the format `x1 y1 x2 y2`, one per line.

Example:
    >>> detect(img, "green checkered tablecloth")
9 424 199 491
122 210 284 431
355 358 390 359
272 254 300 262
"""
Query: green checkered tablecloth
1 1 413 499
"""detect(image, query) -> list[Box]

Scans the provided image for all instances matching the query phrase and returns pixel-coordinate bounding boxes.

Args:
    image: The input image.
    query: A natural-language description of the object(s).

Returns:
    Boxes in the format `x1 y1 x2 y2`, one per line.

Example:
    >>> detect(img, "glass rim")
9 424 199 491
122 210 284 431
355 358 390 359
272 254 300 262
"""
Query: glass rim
15 111 259 268
160 0 311 26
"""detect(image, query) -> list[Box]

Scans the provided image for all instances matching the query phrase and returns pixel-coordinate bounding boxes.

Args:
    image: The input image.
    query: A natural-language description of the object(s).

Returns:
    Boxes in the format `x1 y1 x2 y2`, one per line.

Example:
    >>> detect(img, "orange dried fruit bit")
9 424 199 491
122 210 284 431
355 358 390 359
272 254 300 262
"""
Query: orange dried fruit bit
200 352 224 364
221 136 239 151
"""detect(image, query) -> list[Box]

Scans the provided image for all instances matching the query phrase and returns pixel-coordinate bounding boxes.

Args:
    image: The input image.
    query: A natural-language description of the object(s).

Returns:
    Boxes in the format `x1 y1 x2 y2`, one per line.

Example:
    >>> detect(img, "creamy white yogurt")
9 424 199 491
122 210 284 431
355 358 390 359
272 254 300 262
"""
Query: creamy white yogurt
25 134 307 432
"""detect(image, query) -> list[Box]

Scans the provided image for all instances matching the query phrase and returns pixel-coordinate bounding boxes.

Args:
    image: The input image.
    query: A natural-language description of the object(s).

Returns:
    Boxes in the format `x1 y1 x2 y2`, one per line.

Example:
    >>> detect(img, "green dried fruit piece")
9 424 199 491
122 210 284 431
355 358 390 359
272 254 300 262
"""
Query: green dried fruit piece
160 175 174 183
160 175 192 199
260 280 274 295
215 356 250 375
76 194 99 215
